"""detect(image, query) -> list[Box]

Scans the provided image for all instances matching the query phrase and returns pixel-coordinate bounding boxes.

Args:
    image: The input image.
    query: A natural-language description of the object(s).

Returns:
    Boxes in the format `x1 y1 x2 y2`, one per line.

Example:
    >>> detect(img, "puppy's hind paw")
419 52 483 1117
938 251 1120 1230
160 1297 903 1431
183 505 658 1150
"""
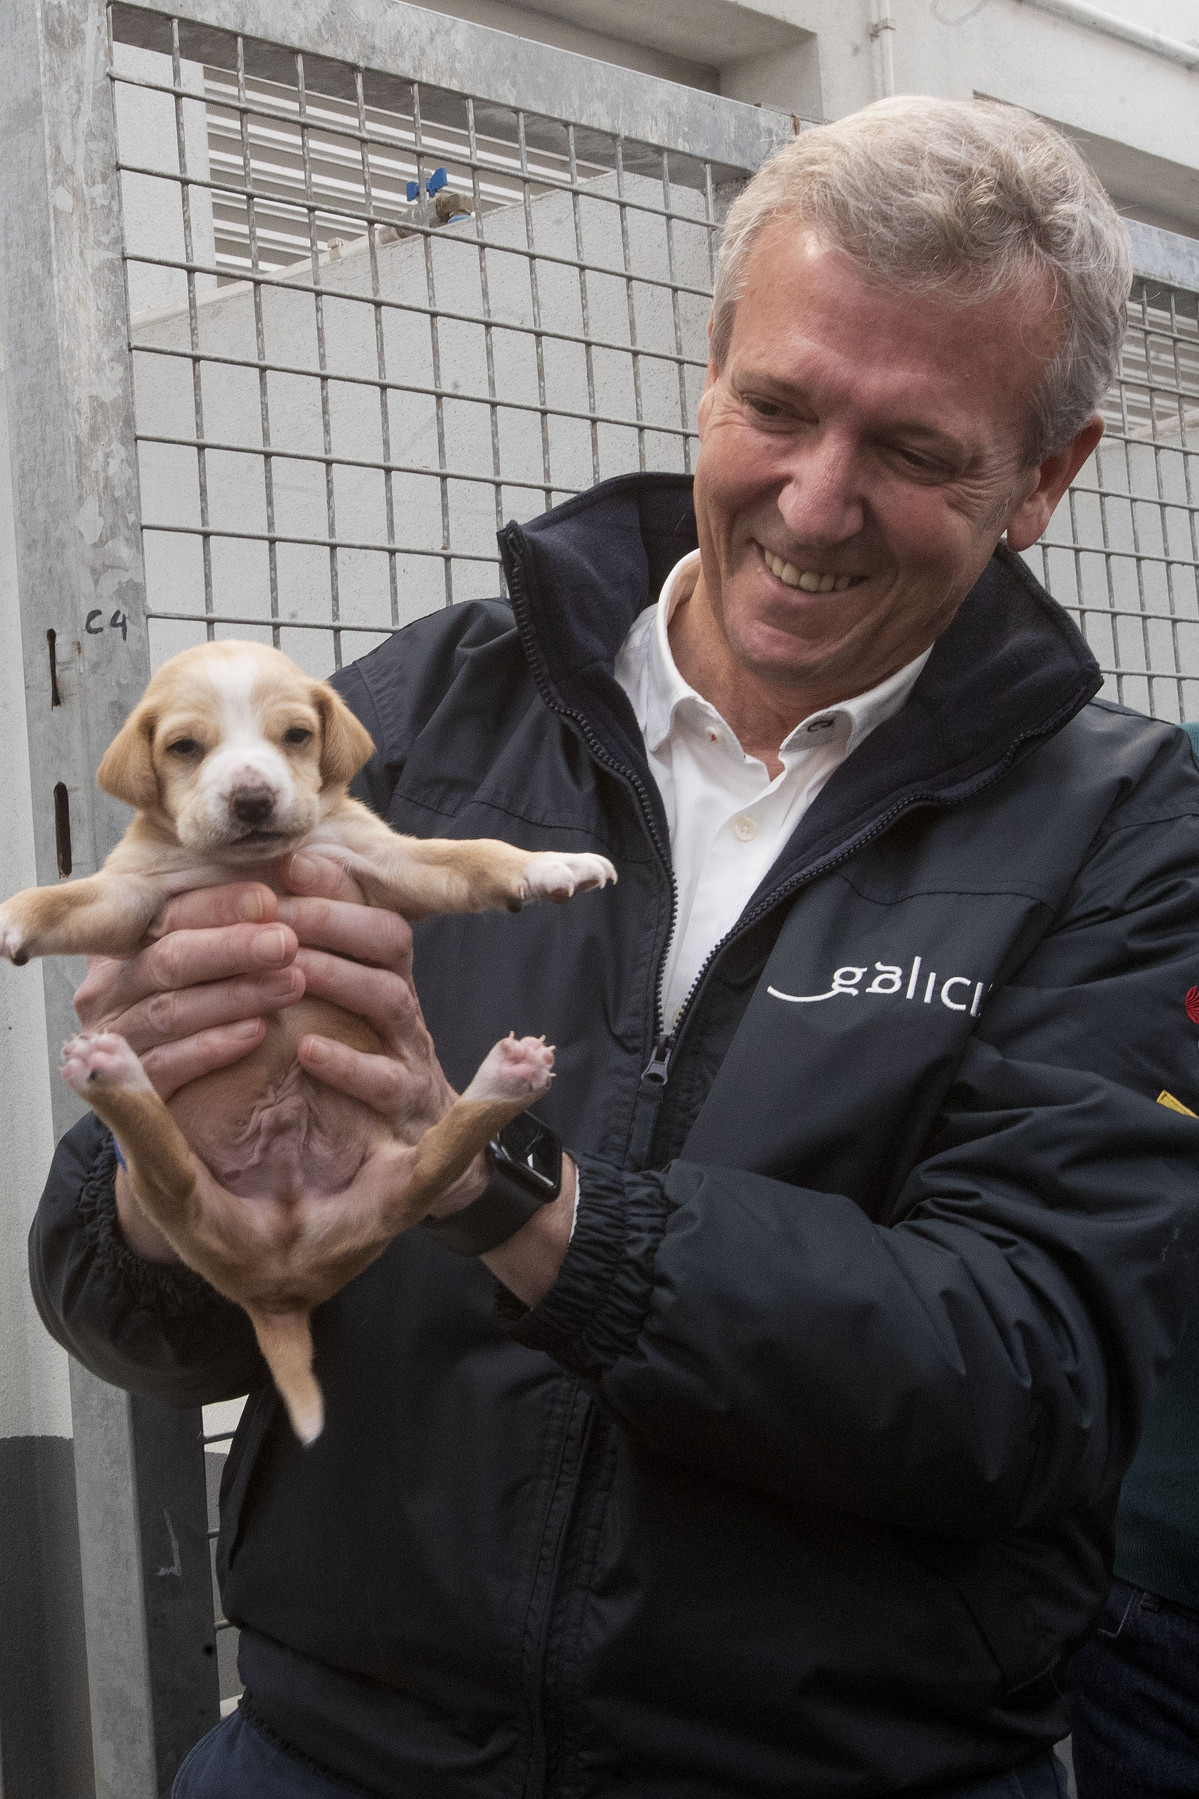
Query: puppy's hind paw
60 1032 154 1099
521 852 617 905
464 1034 555 1105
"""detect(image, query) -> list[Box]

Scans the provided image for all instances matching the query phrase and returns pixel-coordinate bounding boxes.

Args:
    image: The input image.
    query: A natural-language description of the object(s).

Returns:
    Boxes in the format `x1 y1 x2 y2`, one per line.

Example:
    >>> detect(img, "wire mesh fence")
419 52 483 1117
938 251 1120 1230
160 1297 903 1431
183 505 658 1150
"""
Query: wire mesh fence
1027 278 1199 723
109 6 746 678
109 8 1199 720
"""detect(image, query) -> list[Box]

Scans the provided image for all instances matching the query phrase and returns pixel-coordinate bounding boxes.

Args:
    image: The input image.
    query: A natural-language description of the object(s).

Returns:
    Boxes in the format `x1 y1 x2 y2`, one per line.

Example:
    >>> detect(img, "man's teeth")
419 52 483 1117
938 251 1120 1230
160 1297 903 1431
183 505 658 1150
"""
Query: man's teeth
762 548 856 593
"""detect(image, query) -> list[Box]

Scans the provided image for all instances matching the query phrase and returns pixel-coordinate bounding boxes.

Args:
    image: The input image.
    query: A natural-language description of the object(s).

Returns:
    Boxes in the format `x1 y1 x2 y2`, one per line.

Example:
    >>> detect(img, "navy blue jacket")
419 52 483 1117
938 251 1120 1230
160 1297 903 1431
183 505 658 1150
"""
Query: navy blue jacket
31 475 1199 1796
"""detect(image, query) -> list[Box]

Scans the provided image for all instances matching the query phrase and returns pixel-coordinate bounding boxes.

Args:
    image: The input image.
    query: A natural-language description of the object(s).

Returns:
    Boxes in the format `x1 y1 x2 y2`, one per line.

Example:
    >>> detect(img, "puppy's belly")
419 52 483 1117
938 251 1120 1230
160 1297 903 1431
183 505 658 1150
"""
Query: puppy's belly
167 999 388 1199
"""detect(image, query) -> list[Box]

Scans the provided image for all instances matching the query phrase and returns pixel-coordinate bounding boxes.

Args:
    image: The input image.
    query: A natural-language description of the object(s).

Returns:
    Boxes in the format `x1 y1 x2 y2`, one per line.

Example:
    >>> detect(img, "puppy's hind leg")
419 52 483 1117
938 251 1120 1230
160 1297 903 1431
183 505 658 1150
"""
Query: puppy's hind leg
391 1034 556 1223
60 1032 199 1230
60 1032 326 1446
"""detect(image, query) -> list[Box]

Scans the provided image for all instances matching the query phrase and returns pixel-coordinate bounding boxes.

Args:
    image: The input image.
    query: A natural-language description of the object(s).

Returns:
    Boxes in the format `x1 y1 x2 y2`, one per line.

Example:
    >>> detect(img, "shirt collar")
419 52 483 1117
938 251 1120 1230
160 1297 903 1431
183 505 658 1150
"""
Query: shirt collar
640 549 931 760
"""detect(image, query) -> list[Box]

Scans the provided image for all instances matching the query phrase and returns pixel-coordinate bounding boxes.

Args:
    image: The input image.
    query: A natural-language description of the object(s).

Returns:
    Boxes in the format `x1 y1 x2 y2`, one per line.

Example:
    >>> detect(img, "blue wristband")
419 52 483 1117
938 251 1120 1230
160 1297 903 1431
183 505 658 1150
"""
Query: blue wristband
112 1137 127 1172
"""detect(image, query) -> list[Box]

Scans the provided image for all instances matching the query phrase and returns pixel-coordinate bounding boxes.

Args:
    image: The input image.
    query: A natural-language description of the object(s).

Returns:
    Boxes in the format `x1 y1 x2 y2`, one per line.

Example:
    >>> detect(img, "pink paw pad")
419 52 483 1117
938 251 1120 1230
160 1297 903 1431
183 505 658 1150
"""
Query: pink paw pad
60 1032 153 1096
465 1034 555 1104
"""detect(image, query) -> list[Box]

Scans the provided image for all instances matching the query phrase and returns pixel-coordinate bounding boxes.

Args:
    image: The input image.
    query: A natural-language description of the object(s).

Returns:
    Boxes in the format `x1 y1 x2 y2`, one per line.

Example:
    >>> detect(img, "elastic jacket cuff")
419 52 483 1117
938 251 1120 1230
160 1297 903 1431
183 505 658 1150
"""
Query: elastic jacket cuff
81 1133 231 1319
498 1155 671 1379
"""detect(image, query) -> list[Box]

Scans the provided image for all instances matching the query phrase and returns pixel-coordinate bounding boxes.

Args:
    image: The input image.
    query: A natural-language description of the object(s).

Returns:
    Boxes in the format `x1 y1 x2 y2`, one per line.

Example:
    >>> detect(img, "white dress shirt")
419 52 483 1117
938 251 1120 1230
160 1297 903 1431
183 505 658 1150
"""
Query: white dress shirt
614 550 931 1032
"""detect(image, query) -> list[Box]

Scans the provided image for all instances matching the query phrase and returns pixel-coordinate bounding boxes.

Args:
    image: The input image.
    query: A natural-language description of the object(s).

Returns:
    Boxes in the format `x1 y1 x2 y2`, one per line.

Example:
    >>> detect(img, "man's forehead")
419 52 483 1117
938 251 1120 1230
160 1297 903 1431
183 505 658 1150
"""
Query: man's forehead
728 223 1059 449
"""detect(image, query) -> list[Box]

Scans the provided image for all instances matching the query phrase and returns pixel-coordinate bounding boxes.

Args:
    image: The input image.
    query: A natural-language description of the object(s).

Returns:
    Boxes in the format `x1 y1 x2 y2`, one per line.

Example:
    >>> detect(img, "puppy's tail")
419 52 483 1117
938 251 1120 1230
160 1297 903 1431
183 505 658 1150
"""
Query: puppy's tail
246 1305 324 1445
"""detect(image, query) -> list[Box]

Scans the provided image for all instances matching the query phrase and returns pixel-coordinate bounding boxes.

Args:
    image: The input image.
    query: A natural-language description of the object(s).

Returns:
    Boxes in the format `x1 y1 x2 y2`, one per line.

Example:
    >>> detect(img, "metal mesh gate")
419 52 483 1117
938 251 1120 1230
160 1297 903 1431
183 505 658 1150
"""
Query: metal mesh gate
1028 276 1199 722
108 11 1199 716
109 5 748 678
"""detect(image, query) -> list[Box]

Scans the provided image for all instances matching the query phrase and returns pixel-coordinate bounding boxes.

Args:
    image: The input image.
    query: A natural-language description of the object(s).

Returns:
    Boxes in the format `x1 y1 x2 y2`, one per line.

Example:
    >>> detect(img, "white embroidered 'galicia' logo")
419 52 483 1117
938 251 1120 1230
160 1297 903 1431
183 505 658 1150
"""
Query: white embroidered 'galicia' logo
768 955 986 1015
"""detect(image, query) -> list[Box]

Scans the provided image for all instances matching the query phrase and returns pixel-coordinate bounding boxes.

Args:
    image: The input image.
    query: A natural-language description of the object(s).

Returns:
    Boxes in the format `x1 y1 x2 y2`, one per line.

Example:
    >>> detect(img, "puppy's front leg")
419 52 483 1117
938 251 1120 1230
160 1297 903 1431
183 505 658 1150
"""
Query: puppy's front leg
0 873 163 964
320 812 616 919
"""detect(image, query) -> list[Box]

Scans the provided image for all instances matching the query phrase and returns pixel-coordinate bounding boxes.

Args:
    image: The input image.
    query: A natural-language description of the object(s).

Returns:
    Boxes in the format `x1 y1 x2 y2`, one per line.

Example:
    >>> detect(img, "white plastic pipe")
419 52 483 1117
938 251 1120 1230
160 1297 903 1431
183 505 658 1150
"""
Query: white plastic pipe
1014 0 1199 70
872 0 896 97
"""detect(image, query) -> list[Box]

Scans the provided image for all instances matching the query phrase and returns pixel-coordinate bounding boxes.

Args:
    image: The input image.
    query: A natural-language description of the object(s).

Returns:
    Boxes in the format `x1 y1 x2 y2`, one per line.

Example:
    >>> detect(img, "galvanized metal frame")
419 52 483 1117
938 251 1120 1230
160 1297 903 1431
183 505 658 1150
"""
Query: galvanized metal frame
0 3 787 1791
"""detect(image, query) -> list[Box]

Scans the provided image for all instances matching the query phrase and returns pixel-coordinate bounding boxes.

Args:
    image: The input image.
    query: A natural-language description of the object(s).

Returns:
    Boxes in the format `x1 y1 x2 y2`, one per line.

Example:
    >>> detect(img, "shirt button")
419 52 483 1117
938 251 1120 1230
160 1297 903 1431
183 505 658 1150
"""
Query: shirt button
732 814 759 842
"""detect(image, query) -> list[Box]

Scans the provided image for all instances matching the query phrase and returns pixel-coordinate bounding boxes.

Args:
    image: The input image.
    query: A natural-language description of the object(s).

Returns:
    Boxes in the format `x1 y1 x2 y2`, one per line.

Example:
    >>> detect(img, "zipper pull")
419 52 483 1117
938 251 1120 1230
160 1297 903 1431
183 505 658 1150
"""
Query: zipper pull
628 1033 674 1170
641 1032 674 1088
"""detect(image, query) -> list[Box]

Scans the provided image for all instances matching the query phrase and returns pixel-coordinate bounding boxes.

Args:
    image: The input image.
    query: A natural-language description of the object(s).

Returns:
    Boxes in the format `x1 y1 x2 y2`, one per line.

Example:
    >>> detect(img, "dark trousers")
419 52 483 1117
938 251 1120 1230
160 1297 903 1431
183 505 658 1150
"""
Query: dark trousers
1071 1575 1199 1798
173 1706 1067 1798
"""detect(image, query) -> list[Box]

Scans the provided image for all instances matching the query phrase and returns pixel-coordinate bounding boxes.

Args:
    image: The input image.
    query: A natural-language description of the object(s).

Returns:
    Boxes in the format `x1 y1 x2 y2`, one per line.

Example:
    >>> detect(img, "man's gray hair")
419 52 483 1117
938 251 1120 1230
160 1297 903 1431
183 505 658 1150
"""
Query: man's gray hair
711 97 1132 464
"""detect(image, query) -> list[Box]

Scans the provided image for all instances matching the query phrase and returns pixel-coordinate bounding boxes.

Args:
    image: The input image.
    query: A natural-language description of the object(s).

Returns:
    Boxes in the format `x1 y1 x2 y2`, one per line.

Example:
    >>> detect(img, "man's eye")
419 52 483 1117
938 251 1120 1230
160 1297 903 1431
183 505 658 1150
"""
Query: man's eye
746 395 786 421
283 727 313 747
166 738 202 758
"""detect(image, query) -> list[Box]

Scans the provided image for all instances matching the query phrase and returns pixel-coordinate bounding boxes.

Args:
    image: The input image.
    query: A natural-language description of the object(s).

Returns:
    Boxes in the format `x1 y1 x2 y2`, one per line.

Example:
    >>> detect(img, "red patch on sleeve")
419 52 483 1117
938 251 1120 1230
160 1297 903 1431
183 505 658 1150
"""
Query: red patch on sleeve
1186 987 1199 1025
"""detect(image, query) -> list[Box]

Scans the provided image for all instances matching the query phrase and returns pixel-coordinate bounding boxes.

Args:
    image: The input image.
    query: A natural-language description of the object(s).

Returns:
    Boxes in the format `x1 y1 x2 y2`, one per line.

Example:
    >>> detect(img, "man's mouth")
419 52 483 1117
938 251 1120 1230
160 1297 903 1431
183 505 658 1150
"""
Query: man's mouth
757 543 864 594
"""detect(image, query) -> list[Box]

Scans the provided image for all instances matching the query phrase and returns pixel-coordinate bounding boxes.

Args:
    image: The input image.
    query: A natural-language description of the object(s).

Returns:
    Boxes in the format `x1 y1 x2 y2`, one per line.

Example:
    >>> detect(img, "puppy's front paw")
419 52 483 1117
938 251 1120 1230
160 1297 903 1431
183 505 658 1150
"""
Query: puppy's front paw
521 852 617 905
0 900 36 966
60 1032 154 1099
464 1034 555 1105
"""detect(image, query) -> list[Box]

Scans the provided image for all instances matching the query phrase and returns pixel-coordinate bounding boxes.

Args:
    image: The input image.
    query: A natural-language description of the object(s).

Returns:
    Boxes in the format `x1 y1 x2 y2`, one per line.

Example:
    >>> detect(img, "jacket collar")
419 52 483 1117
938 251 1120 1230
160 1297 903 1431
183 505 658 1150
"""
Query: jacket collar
499 471 1102 886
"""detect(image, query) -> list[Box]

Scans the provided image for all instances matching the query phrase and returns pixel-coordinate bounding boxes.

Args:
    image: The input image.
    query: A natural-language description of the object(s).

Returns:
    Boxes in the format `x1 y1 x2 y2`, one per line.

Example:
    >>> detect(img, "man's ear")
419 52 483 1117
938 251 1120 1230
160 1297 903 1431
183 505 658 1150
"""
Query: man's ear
312 684 375 789
1005 414 1105 553
96 705 159 810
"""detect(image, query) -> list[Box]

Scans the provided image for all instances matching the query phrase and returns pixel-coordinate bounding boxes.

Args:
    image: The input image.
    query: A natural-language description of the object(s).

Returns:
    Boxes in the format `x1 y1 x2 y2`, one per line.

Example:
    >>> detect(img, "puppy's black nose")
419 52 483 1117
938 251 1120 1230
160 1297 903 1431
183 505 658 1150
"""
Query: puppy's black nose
229 786 276 827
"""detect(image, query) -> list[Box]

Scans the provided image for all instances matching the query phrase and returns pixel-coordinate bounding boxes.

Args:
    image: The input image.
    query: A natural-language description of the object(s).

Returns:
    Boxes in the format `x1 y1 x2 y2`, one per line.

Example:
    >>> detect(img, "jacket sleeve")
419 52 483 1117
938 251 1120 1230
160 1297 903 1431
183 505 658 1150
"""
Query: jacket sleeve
504 741 1199 1540
29 1114 269 1407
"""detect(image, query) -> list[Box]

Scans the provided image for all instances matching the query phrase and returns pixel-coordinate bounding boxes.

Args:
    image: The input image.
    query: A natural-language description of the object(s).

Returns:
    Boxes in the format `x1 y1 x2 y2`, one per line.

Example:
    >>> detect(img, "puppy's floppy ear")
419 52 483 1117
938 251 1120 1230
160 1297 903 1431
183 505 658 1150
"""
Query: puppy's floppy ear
312 683 374 789
96 704 159 811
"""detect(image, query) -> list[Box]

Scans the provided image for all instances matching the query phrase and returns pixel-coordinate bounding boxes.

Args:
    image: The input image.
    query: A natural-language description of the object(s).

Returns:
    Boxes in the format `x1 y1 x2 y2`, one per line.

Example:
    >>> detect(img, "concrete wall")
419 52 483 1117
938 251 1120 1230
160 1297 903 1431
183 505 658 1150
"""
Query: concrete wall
130 166 715 676
414 0 1199 239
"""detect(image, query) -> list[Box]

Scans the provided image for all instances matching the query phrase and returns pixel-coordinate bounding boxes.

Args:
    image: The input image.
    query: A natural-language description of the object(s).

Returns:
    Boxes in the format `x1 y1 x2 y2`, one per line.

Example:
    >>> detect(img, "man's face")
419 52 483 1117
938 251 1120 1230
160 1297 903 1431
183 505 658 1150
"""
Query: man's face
691 223 1066 702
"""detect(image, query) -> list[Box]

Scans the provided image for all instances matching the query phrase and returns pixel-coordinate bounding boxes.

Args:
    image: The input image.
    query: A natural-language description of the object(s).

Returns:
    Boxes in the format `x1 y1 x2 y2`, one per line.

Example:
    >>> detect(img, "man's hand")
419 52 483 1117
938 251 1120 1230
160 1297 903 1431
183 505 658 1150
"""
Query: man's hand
73 881 302 1101
73 852 575 1298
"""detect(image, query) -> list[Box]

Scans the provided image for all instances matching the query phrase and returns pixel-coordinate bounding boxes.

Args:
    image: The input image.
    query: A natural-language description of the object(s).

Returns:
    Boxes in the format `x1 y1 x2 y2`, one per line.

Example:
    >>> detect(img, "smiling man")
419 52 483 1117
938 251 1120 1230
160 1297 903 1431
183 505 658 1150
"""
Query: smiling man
31 98 1199 1799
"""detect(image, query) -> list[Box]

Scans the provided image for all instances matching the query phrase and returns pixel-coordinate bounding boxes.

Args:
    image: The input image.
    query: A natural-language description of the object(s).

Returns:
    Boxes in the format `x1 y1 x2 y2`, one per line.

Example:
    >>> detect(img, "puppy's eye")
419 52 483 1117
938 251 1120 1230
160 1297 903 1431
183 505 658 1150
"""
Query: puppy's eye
283 726 313 747
166 738 203 758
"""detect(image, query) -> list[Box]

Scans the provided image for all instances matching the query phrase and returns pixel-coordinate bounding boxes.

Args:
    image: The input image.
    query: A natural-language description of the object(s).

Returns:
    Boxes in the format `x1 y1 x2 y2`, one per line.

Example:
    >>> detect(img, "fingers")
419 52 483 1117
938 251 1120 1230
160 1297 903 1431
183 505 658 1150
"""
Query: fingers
298 1034 450 1134
275 895 413 978
141 1018 267 1101
74 956 127 1031
281 852 366 906
96 922 299 1022
294 947 422 1041
150 883 278 939
115 964 306 1055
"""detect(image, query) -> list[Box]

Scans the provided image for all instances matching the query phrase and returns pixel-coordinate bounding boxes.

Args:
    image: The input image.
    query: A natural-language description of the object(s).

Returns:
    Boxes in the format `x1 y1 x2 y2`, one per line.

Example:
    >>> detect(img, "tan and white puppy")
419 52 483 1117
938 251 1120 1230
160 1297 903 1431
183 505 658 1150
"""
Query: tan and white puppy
1 641 616 1441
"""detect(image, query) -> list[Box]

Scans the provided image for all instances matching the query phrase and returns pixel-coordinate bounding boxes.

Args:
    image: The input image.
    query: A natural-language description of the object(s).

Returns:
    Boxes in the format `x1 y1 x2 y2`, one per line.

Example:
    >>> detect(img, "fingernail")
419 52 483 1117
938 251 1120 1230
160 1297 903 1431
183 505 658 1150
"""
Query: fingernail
288 853 317 889
231 1018 262 1040
252 926 288 965
238 889 267 923
304 1037 330 1065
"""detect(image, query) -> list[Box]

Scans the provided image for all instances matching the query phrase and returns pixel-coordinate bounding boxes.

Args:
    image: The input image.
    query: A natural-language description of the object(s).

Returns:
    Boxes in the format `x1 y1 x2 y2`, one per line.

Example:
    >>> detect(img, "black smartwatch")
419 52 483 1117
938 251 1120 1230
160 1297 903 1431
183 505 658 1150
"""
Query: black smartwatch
421 1112 564 1256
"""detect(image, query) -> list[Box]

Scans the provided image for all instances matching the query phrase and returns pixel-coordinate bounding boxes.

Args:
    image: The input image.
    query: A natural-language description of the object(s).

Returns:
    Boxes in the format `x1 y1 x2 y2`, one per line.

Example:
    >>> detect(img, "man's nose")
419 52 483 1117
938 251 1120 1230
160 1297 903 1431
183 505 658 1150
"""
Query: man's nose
229 785 276 826
778 433 865 543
